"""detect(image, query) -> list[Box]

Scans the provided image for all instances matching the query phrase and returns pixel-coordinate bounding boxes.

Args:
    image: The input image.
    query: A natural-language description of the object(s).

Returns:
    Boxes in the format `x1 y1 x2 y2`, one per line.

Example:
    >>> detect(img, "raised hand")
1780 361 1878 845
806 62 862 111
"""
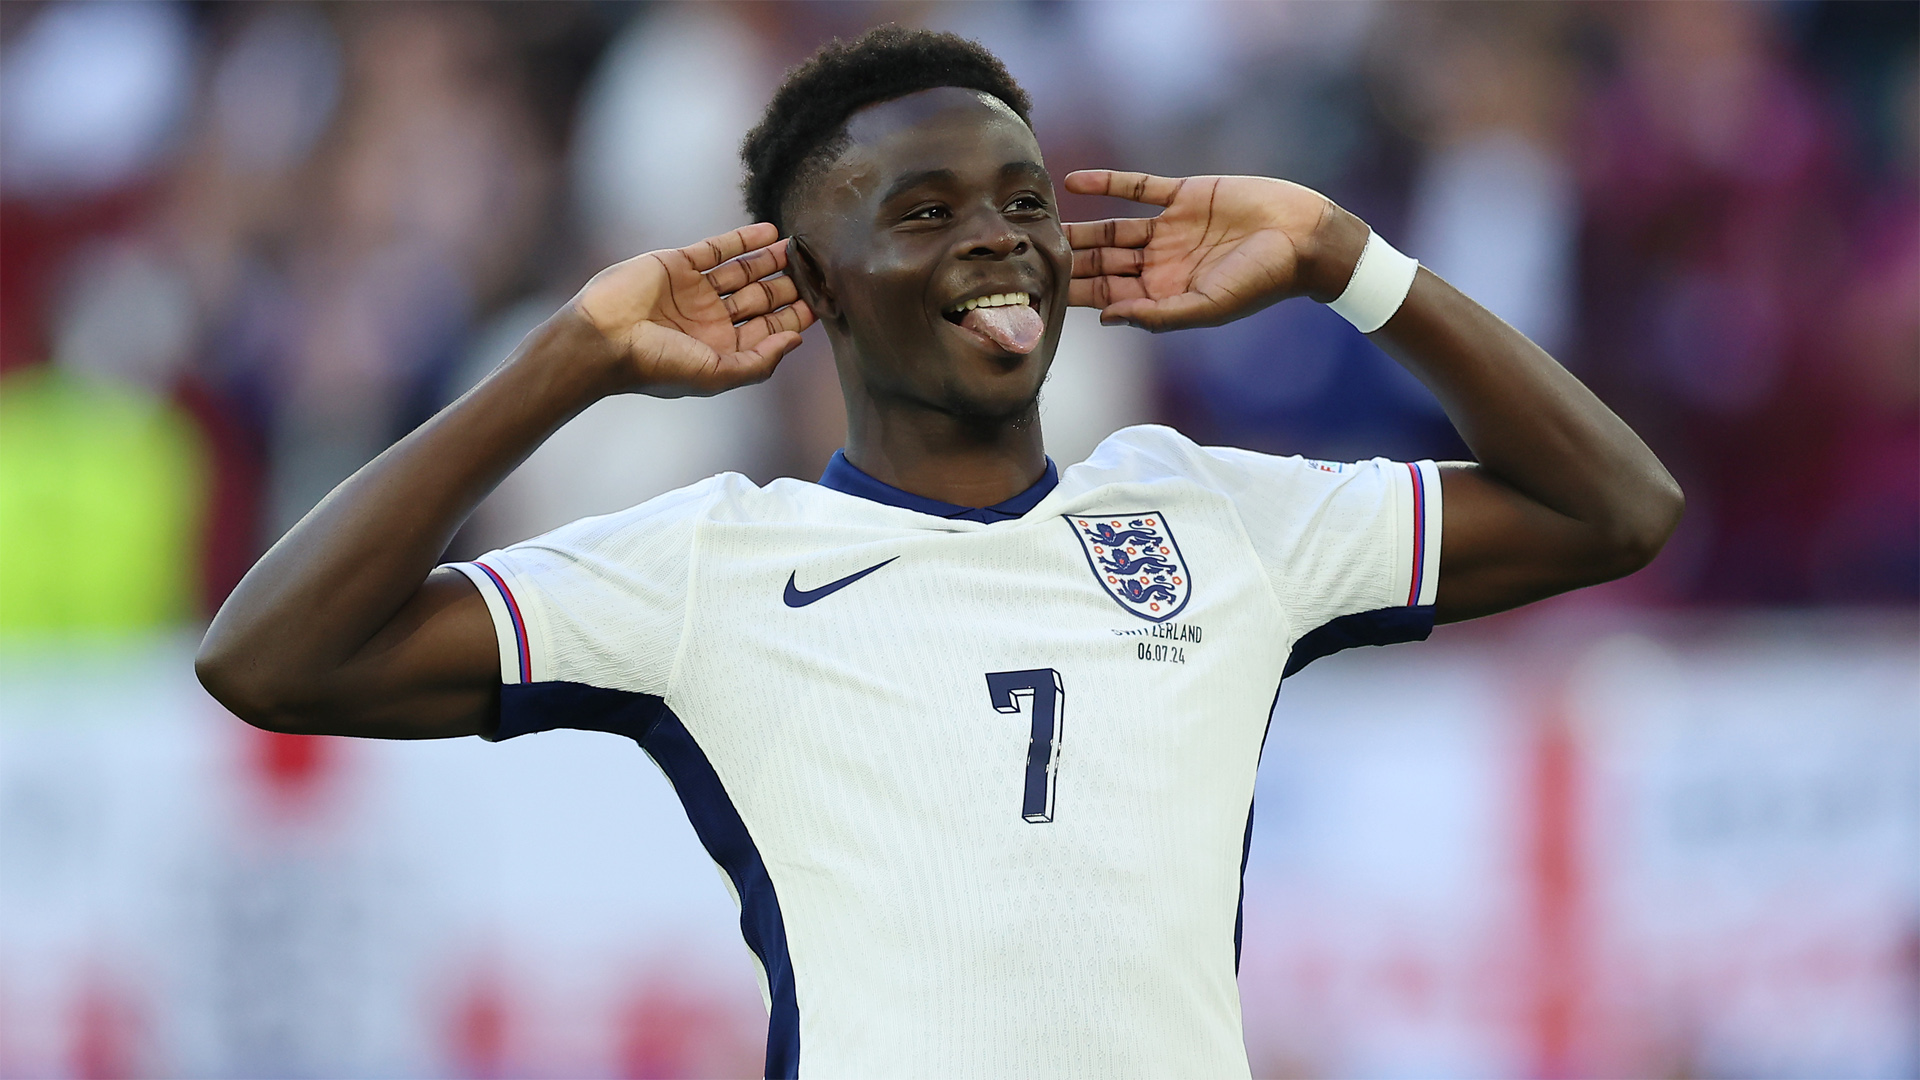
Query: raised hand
1063 171 1364 332
571 222 816 397
201 229 811 740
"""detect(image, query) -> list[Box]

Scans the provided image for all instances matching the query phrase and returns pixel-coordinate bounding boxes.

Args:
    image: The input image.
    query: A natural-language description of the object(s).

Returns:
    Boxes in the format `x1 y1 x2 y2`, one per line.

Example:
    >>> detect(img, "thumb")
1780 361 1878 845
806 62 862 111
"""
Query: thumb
1101 293 1219 332
718 330 804 387
750 330 806 368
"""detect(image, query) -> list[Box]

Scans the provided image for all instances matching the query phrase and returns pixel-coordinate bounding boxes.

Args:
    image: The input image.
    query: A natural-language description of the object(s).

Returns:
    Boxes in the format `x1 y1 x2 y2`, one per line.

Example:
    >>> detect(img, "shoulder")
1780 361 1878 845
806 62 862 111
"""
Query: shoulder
1064 428 1414 521
510 472 755 555
1068 424 1317 490
1069 424 1210 480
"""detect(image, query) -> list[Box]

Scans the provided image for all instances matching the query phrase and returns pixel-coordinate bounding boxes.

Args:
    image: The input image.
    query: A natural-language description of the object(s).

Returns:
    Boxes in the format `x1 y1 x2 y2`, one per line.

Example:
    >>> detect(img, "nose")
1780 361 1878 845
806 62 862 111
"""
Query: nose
955 208 1028 260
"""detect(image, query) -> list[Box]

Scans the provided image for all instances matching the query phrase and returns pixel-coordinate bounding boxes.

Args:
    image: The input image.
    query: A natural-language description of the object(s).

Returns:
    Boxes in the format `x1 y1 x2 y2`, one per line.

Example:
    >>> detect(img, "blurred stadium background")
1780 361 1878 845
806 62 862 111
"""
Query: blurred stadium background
0 1 1913 1077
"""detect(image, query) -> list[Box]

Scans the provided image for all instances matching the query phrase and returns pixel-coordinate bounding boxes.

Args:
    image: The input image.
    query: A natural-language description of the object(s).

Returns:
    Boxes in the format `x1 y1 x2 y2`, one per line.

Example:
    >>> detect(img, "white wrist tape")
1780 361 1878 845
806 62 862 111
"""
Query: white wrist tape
1327 230 1419 333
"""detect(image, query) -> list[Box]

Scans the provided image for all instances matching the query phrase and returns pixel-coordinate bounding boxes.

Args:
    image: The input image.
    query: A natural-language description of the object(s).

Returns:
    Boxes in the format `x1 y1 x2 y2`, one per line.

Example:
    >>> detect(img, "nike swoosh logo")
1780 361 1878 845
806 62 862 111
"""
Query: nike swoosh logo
783 557 899 608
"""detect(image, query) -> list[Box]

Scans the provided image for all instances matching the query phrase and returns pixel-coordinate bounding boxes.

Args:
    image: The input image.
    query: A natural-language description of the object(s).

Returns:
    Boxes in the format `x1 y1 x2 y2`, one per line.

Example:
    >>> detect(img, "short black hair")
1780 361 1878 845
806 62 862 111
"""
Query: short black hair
740 26 1033 234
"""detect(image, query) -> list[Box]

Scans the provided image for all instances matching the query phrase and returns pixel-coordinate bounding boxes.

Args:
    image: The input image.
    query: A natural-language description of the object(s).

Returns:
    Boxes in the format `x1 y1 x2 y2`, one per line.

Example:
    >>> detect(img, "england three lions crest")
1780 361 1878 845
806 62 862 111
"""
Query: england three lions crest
1065 512 1192 622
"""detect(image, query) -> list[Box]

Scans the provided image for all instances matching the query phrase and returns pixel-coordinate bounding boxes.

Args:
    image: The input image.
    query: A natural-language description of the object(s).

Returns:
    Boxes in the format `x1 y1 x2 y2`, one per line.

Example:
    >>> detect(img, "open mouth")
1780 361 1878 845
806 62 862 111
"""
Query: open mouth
941 291 1034 323
941 292 1045 354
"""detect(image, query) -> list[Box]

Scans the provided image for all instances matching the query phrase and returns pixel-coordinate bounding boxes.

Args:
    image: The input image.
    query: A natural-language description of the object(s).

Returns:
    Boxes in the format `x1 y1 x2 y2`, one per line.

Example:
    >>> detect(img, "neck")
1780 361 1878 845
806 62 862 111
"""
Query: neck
840 389 1048 508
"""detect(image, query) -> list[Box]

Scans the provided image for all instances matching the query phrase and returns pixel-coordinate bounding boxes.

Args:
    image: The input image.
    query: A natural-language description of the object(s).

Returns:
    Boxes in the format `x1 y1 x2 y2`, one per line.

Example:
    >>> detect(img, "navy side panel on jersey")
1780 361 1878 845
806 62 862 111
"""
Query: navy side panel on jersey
495 684 801 1080
1283 605 1435 677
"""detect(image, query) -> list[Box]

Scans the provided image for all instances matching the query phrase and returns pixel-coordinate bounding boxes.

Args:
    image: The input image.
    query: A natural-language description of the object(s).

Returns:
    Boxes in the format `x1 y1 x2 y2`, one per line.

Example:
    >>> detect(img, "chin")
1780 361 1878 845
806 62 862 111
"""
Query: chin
852 330 1056 426
937 374 1046 427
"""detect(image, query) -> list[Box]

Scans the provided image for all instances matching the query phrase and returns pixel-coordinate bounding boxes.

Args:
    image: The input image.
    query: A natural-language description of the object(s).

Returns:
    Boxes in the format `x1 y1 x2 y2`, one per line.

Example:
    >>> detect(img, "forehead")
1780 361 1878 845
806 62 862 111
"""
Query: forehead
842 86 1035 158
817 88 1042 203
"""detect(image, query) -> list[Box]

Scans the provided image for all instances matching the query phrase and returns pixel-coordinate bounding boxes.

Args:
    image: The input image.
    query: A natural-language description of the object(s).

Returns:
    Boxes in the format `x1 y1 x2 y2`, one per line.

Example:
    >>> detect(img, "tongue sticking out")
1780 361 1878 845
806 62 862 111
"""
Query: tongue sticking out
960 304 1044 354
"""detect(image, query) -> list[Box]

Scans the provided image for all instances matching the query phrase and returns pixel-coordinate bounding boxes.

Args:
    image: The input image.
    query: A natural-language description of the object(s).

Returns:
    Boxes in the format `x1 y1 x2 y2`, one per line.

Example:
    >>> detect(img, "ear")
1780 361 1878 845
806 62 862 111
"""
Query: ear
788 235 841 323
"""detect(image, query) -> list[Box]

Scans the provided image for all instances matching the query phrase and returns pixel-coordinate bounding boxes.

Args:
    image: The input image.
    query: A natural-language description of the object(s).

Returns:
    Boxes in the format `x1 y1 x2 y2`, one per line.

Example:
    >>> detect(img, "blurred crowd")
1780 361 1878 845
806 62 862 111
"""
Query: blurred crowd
1 0 1914 635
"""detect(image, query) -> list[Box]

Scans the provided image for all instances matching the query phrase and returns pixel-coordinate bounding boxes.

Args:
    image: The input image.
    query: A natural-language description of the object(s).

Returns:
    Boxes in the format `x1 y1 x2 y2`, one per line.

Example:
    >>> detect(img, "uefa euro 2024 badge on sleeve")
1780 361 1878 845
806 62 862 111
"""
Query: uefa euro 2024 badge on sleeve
1065 512 1193 622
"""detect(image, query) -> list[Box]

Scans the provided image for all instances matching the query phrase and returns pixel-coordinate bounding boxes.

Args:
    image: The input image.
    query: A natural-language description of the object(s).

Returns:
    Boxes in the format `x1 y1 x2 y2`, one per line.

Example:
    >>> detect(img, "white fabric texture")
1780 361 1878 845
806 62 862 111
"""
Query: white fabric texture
445 425 1442 1078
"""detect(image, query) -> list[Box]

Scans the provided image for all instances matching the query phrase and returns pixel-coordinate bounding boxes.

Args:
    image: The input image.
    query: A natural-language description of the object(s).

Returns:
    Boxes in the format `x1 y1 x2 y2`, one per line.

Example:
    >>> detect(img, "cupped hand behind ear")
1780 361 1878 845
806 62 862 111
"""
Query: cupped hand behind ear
570 222 817 398
1063 171 1358 333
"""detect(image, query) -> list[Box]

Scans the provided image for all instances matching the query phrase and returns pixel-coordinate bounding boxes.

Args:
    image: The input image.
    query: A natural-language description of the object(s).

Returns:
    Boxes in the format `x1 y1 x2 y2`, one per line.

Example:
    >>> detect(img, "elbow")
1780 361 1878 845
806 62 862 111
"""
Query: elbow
1602 475 1686 577
194 636 318 735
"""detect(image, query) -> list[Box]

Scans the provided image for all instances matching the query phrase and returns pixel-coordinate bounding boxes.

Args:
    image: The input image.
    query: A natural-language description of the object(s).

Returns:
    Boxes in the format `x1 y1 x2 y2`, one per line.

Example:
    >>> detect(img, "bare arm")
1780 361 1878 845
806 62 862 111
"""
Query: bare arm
1368 256 1683 620
1063 171 1683 622
196 225 813 737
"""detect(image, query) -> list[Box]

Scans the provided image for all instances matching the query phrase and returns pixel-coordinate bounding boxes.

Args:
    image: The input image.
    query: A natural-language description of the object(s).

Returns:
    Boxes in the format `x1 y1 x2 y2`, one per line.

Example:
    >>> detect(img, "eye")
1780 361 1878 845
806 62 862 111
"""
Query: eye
1006 193 1048 214
905 203 951 222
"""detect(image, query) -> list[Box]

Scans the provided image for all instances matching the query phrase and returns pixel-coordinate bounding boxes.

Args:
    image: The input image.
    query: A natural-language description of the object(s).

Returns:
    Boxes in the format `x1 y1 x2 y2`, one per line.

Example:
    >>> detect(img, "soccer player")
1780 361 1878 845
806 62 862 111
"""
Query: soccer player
196 28 1681 1079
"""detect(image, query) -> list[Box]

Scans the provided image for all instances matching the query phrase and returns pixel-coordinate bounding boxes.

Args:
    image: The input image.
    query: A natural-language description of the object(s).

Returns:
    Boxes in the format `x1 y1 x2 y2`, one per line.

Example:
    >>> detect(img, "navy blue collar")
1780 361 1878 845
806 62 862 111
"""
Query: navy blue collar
818 450 1059 523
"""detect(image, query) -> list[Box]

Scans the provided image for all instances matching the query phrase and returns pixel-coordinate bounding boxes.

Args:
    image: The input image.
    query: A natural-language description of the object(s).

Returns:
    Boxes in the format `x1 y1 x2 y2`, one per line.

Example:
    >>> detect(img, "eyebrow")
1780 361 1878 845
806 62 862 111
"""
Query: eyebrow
877 161 1052 205
880 168 960 205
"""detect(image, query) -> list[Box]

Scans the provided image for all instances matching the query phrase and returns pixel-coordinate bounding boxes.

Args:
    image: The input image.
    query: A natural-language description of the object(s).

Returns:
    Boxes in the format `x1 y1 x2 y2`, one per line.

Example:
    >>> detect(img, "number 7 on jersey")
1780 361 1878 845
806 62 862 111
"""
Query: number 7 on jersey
985 668 1065 823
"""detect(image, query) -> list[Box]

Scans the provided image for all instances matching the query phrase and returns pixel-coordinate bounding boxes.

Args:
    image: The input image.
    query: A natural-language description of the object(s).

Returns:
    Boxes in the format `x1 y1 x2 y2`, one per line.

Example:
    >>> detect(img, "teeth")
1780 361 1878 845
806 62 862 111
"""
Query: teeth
951 292 1031 313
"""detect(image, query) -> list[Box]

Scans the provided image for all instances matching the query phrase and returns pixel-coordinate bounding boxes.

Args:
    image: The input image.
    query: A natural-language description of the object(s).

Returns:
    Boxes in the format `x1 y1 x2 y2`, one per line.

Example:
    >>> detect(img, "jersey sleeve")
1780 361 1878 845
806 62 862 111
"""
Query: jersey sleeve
1185 439 1443 674
442 478 720 737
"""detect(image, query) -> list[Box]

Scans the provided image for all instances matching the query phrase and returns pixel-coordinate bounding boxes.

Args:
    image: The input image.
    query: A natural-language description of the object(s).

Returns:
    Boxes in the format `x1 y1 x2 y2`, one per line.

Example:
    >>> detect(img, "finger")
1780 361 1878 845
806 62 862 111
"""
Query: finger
735 300 815 351
722 275 799 322
705 239 789 296
1063 170 1185 207
679 222 780 274
1067 276 1150 309
1071 247 1146 279
1065 217 1156 251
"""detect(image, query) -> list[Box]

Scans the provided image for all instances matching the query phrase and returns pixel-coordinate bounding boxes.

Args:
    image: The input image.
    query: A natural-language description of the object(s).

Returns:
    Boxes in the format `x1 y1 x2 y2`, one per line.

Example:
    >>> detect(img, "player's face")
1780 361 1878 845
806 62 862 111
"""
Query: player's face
791 87 1071 423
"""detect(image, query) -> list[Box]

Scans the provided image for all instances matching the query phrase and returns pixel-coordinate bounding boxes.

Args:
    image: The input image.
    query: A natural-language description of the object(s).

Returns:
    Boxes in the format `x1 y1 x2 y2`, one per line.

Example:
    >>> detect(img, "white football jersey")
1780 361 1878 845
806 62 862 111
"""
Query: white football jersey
447 425 1442 1079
